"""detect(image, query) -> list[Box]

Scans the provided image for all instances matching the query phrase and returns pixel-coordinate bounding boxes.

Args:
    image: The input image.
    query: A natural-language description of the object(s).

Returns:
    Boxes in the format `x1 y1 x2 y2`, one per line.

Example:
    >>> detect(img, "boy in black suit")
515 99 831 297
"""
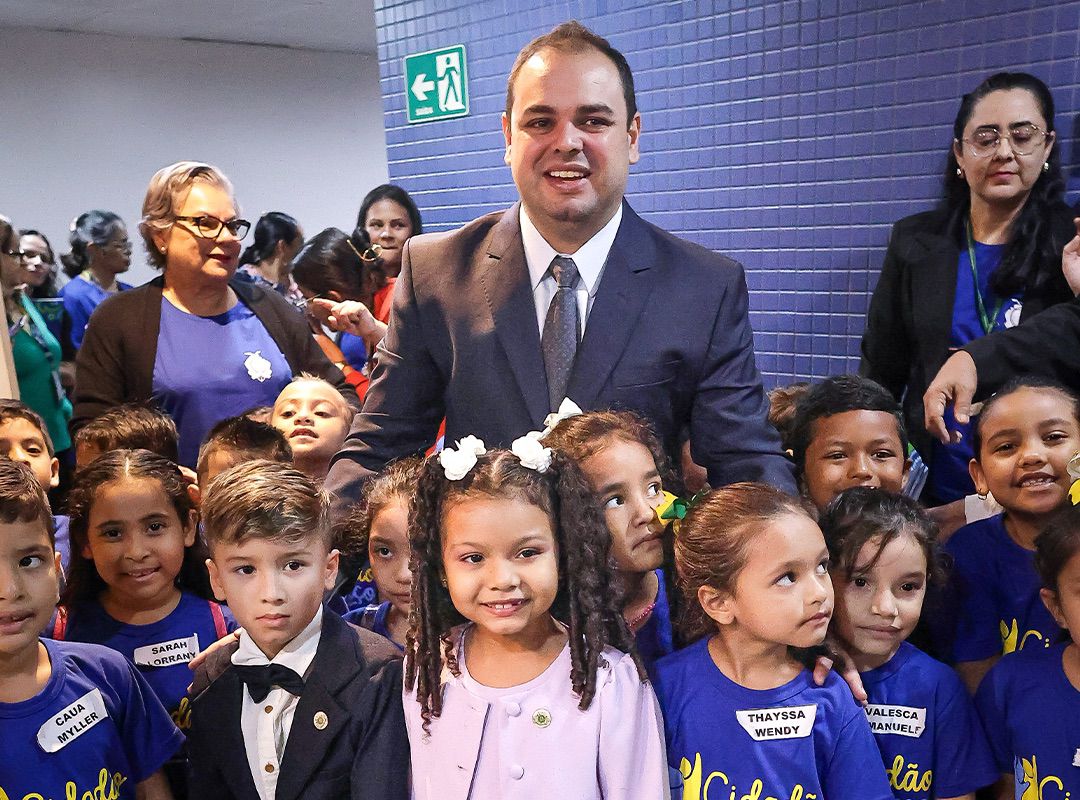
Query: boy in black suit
188 460 408 800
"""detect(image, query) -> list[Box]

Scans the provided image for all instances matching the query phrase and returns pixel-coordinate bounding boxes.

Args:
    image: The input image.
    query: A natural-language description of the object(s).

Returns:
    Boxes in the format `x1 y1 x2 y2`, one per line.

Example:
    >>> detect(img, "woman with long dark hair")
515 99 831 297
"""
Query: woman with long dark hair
861 72 1075 505
355 184 422 278
291 226 389 378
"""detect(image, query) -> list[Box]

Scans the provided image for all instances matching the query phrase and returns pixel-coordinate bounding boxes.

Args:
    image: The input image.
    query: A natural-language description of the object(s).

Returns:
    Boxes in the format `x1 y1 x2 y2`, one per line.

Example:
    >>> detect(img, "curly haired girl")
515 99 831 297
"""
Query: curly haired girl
404 437 668 800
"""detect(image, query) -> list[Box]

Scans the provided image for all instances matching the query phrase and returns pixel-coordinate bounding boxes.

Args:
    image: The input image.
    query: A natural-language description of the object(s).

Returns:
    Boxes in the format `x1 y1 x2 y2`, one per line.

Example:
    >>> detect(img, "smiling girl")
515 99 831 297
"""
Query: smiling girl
944 377 1080 692
405 438 668 800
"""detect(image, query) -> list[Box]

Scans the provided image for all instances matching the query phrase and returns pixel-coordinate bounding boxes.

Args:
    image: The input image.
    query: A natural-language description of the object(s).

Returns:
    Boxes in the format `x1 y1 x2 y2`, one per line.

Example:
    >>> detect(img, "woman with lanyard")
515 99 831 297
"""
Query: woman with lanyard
861 72 1076 507
1 214 72 459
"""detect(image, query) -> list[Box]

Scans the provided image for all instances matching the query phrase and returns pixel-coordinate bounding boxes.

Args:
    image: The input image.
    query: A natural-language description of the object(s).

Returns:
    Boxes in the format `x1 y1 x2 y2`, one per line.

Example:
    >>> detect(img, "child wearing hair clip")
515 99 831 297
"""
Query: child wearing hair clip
652 482 893 800
541 402 678 666
405 435 669 800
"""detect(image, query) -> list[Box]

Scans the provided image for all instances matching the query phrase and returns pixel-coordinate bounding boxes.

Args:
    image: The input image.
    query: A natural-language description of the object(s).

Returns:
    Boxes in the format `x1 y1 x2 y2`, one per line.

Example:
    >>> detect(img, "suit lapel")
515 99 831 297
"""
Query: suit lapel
274 613 358 800
479 204 550 426
203 672 262 800
911 229 959 354
567 205 656 406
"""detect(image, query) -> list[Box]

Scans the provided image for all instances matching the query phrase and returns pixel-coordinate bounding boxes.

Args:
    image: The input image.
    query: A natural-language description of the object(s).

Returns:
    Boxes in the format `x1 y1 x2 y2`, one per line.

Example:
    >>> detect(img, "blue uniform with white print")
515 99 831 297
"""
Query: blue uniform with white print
860 641 997 798
651 636 893 800
975 641 1080 797
53 591 236 731
0 639 183 799
152 297 292 466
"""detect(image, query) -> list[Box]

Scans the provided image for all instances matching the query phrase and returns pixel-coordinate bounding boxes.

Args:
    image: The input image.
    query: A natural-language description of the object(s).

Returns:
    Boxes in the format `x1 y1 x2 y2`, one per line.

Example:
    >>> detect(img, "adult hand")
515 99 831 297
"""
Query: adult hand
1062 217 1080 296
923 350 978 444
310 298 383 339
187 628 242 678
811 649 868 705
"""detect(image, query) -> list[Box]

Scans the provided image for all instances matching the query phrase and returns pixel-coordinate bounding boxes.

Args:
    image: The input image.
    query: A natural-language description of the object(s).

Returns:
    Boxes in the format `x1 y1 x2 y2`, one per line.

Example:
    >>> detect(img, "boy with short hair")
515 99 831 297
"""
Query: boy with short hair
190 460 408 800
195 415 292 490
0 399 72 570
270 376 355 483
72 403 180 465
788 374 911 511
0 460 182 799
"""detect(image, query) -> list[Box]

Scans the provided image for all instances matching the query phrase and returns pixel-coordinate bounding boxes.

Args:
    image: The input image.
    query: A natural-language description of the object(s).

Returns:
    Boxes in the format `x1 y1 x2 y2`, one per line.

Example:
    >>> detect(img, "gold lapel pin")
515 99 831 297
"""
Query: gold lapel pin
532 708 552 728
313 711 328 730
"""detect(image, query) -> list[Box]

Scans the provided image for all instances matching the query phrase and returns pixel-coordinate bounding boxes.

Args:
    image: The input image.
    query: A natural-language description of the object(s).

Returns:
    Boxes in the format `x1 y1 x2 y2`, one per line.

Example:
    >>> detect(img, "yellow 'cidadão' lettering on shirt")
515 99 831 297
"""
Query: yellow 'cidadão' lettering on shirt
1016 755 1068 800
678 753 818 800
999 619 1052 655
0 768 128 800
885 755 932 793
171 696 191 730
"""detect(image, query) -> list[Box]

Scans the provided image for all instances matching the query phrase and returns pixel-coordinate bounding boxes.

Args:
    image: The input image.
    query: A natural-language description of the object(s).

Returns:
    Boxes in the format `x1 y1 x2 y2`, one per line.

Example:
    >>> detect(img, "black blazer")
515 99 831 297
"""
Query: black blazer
860 203 1075 463
186 610 409 800
70 276 359 434
325 201 794 515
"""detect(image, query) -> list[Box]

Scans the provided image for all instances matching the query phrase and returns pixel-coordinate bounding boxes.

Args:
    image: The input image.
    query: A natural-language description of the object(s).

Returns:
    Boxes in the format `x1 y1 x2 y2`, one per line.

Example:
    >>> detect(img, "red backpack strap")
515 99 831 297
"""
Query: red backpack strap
208 601 228 639
52 606 68 640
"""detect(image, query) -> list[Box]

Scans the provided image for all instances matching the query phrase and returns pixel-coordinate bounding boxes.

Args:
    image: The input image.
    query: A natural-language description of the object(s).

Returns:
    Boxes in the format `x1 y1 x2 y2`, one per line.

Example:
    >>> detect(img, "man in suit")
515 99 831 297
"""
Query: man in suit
325 21 794 515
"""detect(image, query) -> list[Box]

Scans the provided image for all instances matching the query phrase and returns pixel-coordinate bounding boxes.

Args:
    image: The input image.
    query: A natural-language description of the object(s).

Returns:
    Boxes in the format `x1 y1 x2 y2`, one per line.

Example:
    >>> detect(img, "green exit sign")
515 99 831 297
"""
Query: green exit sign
403 44 469 124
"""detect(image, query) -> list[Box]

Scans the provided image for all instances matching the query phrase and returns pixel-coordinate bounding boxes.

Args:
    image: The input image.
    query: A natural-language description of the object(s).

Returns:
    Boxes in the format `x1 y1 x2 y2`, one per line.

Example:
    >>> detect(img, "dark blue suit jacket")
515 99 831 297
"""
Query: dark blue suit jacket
326 201 793 514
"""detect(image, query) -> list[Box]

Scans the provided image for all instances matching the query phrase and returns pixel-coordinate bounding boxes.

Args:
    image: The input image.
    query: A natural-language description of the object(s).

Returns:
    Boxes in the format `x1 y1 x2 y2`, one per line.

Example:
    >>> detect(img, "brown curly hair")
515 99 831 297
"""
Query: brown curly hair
63 449 209 610
338 456 423 558
675 482 816 642
406 448 642 732
541 409 684 642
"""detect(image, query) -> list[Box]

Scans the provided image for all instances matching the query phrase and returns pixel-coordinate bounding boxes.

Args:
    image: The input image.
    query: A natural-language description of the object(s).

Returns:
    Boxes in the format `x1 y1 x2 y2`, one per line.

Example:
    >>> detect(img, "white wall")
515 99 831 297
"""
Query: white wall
0 27 388 286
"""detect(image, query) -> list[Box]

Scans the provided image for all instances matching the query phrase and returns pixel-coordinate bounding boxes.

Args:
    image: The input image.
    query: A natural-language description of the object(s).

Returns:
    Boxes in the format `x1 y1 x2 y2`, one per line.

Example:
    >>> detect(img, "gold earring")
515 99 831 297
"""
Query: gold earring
440 576 447 588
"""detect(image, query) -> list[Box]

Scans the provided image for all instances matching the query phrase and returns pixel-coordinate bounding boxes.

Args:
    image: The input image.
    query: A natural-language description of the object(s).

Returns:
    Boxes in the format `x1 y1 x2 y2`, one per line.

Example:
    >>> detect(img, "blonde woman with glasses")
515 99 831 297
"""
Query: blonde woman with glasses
71 161 358 467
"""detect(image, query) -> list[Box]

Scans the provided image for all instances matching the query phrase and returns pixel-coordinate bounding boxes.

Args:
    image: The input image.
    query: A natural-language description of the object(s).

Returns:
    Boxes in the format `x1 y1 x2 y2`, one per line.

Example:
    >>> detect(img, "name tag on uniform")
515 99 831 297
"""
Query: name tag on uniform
133 634 200 667
865 704 926 737
37 688 108 753
736 704 817 741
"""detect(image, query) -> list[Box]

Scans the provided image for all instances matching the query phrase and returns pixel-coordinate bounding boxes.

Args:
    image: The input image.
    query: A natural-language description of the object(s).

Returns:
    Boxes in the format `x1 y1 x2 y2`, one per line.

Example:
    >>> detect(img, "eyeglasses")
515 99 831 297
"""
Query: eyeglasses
105 239 133 253
956 124 1049 158
346 239 382 264
173 215 251 240
2 248 27 261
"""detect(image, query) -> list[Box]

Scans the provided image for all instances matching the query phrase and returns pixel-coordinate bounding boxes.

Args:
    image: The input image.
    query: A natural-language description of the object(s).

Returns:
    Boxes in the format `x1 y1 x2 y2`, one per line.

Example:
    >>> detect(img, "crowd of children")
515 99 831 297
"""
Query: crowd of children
2 369 1080 798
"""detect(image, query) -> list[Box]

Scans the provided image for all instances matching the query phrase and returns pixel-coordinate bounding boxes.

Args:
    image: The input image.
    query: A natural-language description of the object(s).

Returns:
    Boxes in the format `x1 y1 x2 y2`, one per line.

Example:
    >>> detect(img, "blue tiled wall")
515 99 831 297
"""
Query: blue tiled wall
374 0 1080 387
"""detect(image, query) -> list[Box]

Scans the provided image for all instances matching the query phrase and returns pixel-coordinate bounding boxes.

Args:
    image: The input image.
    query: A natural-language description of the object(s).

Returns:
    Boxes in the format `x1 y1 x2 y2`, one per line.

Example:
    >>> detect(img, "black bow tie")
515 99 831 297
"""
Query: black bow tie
233 663 306 702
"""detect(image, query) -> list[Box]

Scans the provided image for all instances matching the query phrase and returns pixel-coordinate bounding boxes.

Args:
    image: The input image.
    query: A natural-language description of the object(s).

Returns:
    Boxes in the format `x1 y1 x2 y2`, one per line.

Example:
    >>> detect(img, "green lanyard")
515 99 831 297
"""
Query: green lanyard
965 219 1004 335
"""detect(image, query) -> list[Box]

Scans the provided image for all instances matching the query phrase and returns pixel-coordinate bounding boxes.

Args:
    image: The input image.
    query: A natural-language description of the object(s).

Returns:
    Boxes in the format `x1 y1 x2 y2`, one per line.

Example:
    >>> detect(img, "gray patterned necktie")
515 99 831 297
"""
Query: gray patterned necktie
541 255 580 412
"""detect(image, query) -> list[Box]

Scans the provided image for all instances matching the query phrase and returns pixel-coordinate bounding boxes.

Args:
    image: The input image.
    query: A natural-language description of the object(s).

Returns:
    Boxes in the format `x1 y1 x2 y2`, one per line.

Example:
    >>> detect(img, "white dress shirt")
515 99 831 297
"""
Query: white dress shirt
519 204 623 336
233 606 323 800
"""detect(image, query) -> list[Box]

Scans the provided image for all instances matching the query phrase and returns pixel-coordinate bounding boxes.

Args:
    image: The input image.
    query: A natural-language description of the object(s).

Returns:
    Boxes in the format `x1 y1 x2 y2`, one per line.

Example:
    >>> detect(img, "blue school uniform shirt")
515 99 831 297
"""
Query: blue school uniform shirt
152 297 293 466
651 636 893 800
55 592 237 732
930 242 1019 503
339 331 368 372
59 274 133 350
860 641 997 798
635 568 674 668
975 641 1080 795
944 514 1060 661
0 639 183 799
53 513 71 574
343 601 403 651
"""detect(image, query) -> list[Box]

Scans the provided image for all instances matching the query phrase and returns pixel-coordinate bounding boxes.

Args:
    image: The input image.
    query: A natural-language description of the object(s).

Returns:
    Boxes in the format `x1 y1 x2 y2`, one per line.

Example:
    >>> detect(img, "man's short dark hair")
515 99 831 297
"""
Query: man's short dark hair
74 403 179 463
788 375 907 475
506 20 637 126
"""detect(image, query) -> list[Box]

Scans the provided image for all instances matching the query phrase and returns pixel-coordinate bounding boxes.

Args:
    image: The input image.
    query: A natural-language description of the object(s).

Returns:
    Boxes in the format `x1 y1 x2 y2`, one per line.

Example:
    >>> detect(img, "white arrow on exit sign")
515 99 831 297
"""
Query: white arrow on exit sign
411 73 435 101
